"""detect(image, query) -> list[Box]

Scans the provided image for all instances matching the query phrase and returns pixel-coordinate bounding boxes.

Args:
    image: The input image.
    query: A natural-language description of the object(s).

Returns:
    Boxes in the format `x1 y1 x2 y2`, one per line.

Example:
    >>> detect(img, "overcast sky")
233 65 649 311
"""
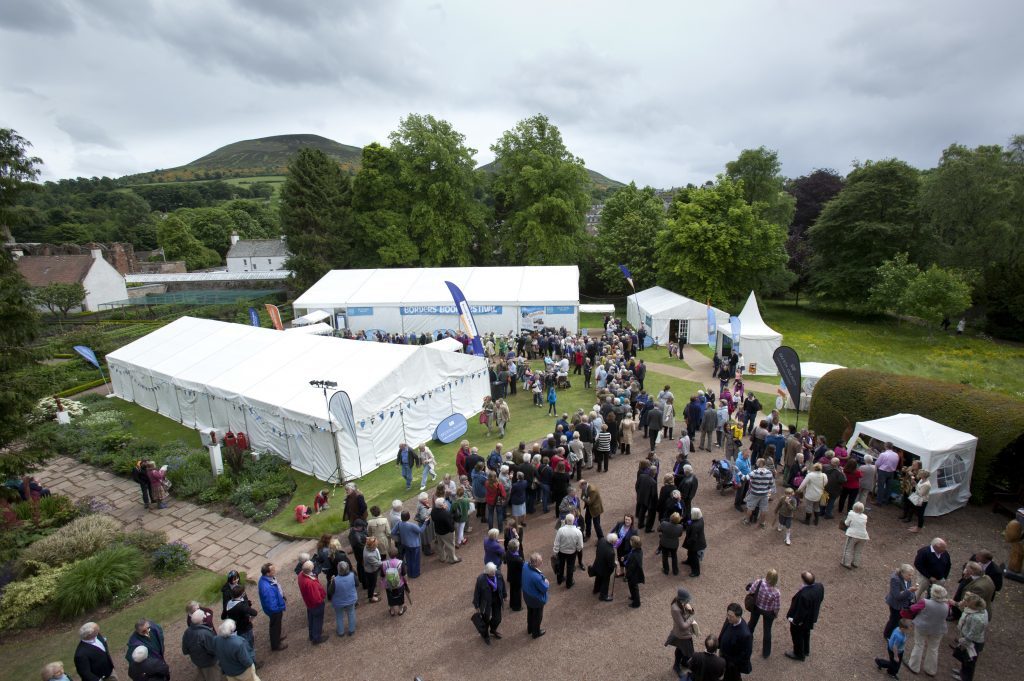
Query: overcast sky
2 0 1022 187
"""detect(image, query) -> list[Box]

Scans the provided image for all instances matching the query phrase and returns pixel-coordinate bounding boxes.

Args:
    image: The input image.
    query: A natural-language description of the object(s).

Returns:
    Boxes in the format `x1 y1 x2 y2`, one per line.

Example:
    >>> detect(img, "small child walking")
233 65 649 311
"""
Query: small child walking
875 618 912 678
532 377 543 407
775 487 798 546
546 384 558 416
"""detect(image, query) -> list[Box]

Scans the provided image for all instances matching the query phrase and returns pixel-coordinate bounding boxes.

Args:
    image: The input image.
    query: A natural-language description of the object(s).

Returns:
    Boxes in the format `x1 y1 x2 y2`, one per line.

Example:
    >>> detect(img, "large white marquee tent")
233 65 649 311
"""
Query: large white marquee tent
292 266 580 336
626 286 730 346
716 291 783 375
846 414 977 516
107 317 490 482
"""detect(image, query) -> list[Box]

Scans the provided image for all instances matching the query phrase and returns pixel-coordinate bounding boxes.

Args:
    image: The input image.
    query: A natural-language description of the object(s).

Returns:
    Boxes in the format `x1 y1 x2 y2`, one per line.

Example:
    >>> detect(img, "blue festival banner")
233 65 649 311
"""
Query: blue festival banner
347 306 374 316
73 345 100 369
706 304 717 348
434 413 469 443
444 281 485 356
730 315 741 352
618 264 635 290
248 307 260 327
400 305 502 315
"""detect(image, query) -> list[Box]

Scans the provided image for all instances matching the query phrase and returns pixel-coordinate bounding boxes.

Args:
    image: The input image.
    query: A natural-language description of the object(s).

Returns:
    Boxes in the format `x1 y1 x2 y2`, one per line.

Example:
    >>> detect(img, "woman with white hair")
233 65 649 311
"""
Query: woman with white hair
905 584 951 676
128 644 170 681
472 562 507 645
418 444 437 491
213 619 260 680
884 563 918 640
39 661 71 681
683 508 706 578
841 502 870 569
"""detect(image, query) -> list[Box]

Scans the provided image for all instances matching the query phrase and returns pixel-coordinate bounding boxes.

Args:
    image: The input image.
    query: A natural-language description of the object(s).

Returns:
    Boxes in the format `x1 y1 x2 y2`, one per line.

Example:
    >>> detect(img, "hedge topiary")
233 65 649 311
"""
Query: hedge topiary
807 368 1024 502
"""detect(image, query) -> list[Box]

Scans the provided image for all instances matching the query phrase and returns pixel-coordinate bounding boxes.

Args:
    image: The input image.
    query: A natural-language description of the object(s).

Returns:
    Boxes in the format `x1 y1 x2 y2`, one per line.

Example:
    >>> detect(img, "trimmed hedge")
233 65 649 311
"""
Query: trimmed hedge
56 378 107 397
807 368 1024 502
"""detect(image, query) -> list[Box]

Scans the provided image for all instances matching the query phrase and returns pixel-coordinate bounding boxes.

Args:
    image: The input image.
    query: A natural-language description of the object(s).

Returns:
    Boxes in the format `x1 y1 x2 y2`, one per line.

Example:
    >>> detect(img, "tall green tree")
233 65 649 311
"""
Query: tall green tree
725 146 796 227
0 251 43 472
594 182 664 294
156 214 221 270
388 114 483 266
350 143 416 266
279 147 355 290
0 128 42 235
902 265 972 325
655 176 788 304
490 114 590 265
868 252 919 316
808 159 922 305
785 169 844 303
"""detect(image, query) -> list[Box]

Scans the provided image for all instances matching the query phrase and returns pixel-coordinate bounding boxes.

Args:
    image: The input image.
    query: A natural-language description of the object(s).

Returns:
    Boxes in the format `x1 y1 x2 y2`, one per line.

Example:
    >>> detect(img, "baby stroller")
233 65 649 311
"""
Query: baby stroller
710 459 732 495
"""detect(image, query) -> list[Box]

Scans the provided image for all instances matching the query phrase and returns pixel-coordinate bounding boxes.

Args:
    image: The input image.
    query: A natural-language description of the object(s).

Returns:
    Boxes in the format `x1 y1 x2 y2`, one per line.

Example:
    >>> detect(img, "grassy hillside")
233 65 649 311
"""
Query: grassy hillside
477 159 625 193
123 134 362 183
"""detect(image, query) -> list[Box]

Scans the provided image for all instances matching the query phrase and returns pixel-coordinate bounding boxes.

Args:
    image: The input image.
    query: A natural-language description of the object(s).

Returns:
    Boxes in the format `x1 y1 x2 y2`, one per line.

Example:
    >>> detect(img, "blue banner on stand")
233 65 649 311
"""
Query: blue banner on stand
730 315 741 352
706 305 717 347
73 345 100 368
444 281 485 356
248 307 260 327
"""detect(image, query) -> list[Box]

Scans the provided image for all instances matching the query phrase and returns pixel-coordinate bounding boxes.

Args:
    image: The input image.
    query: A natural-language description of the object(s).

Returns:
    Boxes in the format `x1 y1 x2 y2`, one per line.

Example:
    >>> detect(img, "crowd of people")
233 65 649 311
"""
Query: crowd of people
49 320 1005 681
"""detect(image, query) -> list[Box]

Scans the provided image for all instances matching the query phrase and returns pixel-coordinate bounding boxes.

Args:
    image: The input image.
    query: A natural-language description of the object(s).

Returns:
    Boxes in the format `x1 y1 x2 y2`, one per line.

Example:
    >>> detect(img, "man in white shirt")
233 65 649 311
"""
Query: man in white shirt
552 513 584 589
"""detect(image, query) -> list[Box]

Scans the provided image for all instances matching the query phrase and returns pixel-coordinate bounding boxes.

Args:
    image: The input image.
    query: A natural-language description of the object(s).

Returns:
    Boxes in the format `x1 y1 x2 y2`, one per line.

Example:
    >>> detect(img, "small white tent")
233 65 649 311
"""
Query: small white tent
846 414 977 516
716 291 782 375
626 286 729 346
782 362 846 410
107 317 490 482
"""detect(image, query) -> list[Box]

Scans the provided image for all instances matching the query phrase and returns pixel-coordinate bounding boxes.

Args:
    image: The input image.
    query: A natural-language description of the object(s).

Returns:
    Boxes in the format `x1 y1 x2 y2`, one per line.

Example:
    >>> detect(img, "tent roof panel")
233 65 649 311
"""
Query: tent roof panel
736 291 781 340
855 413 977 452
632 286 729 319
292 269 377 309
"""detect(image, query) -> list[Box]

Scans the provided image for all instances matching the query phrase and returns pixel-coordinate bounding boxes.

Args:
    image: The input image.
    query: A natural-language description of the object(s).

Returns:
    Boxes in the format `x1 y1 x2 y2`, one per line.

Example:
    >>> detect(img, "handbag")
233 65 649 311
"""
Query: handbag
471 611 487 636
656 430 663 445
818 491 830 506
744 579 763 613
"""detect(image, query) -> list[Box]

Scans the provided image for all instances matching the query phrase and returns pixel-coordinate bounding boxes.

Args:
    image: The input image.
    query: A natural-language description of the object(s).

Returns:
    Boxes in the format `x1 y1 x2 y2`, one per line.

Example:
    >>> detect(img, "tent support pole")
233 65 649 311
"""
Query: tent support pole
172 385 183 425
205 393 215 431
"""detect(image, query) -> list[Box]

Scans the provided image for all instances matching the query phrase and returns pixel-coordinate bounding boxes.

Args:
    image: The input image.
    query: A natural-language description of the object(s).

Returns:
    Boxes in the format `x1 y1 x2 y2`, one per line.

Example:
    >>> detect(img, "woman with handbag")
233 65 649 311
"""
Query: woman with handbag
904 469 932 534
745 569 781 658
953 592 989 681
667 587 698 675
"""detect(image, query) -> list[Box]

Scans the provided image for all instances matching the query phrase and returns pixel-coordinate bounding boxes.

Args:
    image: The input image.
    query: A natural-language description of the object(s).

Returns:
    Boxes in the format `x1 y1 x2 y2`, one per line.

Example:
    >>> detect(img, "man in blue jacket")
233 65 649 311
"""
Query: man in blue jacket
258 562 288 652
396 443 414 490
522 552 550 639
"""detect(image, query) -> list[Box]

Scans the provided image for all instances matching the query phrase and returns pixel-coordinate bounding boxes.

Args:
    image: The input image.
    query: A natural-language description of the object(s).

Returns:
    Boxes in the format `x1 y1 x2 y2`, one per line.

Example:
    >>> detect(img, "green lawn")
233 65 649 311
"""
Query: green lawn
0 569 223 681
263 365 702 538
760 301 1024 397
112 398 203 447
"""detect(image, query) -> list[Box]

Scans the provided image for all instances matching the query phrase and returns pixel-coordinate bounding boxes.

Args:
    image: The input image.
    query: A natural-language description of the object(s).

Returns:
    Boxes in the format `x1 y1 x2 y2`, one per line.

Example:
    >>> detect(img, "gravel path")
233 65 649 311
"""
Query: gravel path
104 428 1018 681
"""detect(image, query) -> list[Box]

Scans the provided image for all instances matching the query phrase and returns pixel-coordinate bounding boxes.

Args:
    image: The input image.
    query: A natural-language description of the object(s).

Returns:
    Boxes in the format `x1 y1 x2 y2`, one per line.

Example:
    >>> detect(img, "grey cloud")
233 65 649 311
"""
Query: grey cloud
0 0 75 34
56 116 123 149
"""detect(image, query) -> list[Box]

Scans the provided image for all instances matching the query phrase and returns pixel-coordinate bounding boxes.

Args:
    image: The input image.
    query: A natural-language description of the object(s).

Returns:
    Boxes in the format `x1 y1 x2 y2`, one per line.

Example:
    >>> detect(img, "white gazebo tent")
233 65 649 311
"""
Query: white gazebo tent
846 414 977 516
782 362 846 410
106 317 490 482
626 286 730 346
716 291 782 375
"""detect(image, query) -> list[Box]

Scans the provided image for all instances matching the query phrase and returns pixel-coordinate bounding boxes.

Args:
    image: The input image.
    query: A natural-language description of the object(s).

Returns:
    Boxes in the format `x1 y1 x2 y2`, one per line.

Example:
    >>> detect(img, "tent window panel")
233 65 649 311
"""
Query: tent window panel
935 454 968 489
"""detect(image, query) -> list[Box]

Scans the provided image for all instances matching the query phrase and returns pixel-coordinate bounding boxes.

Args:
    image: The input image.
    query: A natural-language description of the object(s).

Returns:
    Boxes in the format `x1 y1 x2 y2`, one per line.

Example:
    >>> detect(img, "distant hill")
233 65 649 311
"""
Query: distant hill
122 133 625 193
123 134 362 184
476 160 625 193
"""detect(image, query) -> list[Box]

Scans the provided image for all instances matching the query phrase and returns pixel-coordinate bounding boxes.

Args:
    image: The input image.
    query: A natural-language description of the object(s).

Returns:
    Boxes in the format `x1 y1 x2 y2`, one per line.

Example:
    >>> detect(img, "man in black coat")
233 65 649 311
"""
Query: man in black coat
785 571 825 661
913 538 952 589
472 563 507 645
719 603 753 681
683 509 707 577
431 497 459 564
590 533 618 601
634 461 659 532
74 622 118 681
678 464 699 520
181 609 219 679
646 406 664 453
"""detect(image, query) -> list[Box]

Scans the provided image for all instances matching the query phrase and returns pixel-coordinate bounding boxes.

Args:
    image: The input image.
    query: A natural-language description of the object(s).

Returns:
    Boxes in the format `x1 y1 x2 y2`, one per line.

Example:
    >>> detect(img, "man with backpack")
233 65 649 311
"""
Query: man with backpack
742 394 762 437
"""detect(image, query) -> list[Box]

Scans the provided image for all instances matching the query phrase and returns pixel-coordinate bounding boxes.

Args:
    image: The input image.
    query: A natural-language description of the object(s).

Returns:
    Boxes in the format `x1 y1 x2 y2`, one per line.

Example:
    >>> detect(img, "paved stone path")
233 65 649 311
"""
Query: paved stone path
39 456 313 579
646 344 782 396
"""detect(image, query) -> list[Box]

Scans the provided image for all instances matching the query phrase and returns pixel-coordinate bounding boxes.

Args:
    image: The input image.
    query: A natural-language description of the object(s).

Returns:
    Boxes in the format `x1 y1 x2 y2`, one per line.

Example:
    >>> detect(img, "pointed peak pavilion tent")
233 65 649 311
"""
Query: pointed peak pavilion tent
716 291 782 375
625 286 730 346
845 414 977 516
106 317 490 482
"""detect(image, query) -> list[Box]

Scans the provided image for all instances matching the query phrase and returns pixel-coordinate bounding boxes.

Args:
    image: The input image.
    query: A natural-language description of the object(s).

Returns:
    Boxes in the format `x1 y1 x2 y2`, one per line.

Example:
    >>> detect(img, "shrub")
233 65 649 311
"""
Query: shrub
122 529 168 554
807 368 1024 501
151 541 193 576
10 495 78 528
27 396 87 425
19 514 123 570
0 563 74 630
54 545 145 617
110 583 147 610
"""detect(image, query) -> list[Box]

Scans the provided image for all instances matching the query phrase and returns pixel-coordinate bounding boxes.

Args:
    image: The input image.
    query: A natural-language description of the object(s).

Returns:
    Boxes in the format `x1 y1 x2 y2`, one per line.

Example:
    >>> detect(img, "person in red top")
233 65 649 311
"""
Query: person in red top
297 560 328 645
837 459 862 516
456 441 471 479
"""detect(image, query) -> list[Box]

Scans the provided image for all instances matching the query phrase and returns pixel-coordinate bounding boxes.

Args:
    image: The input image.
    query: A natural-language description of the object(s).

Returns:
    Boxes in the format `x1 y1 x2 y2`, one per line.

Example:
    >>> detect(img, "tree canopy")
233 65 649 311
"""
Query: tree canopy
656 176 788 304
32 282 86 318
593 182 664 294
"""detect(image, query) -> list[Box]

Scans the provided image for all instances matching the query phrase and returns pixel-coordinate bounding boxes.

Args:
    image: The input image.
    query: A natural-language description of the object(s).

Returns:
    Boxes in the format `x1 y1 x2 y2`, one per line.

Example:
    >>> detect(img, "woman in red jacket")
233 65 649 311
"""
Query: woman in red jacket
837 459 861 516
485 471 507 530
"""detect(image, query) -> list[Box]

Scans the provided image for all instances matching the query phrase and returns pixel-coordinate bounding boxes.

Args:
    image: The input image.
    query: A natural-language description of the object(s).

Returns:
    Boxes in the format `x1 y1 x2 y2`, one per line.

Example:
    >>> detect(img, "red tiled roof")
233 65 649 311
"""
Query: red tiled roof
15 255 94 286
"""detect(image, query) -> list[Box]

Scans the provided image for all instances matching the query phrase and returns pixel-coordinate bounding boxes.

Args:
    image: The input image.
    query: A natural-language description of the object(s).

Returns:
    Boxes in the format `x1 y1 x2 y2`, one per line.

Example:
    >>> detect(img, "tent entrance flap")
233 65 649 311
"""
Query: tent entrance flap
668 319 689 344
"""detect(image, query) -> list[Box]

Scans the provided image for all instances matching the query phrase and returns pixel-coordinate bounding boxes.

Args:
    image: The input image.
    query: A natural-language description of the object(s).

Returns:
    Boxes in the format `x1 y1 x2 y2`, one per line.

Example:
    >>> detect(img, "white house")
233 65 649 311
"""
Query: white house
15 248 128 311
226 234 290 273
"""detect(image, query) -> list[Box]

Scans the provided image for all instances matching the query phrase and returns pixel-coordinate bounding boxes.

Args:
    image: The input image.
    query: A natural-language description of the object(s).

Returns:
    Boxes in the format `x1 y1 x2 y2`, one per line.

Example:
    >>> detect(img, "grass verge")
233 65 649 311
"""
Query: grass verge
0 569 222 681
